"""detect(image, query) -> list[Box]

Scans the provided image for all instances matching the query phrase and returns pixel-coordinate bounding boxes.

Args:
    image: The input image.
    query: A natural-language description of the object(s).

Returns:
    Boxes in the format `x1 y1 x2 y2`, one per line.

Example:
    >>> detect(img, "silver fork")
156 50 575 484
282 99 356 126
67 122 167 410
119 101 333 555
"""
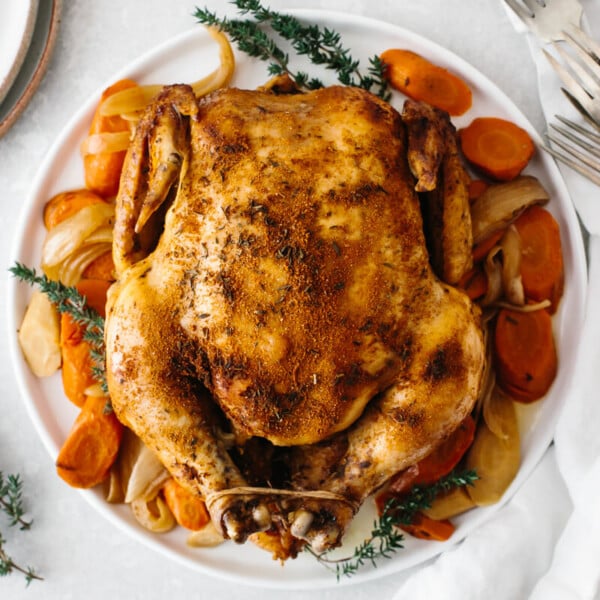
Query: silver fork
504 0 597 125
544 115 600 185
504 0 600 183
543 23 600 184
504 0 583 42
505 0 600 127
543 24 600 128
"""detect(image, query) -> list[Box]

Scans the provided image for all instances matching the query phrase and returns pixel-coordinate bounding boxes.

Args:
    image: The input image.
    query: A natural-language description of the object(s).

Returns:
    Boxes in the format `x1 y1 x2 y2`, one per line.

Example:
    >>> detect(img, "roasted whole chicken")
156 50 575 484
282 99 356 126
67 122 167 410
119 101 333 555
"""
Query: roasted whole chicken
105 80 485 556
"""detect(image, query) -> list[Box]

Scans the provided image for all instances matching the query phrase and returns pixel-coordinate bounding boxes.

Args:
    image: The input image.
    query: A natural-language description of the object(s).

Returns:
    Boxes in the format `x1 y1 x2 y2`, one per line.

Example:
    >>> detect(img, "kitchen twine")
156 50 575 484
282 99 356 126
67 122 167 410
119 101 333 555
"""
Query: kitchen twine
204 486 360 512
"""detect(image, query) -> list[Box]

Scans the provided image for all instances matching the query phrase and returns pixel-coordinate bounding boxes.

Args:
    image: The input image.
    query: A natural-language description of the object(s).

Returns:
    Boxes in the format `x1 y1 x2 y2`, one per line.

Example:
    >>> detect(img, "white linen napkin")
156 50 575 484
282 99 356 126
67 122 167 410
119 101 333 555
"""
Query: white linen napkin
508 3 600 597
394 3 600 598
395 445 571 599
527 2 600 593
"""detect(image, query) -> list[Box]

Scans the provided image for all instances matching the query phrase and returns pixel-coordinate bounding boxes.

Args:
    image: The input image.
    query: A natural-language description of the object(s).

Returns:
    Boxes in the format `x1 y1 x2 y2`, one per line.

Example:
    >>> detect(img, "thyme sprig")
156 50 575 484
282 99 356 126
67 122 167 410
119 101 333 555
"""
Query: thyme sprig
309 469 478 580
0 473 30 530
10 263 107 393
0 472 42 585
194 0 391 100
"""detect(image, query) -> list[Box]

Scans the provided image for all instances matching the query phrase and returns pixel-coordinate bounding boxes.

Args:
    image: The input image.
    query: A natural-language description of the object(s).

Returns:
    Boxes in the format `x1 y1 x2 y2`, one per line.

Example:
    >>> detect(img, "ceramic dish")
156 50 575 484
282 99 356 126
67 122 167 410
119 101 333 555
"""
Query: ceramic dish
0 0 61 138
0 0 38 105
7 10 587 589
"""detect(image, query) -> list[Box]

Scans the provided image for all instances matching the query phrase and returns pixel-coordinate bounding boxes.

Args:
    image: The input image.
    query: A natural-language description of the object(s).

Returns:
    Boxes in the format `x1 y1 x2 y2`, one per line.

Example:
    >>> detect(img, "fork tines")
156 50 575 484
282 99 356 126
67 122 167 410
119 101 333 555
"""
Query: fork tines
544 23 600 127
545 115 600 185
504 0 583 42
503 0 600 184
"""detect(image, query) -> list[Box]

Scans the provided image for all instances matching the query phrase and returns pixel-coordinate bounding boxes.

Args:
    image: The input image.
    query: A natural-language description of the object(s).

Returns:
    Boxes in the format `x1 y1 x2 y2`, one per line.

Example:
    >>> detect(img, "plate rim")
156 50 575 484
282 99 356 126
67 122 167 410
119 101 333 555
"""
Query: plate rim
6 8 588 589
0 0 39 105
0 0 62 139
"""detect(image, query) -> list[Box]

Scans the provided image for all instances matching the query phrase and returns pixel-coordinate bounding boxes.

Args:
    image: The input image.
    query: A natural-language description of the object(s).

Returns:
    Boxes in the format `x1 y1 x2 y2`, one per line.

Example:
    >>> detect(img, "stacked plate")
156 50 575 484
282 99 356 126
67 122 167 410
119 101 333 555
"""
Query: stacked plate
0 0 62 138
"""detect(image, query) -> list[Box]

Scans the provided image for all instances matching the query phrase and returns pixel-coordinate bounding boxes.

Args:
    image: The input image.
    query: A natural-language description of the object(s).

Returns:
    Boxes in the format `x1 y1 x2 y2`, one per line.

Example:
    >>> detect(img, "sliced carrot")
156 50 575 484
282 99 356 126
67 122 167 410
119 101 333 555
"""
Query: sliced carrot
472 228 505 263
56 394 123 488
494 308 558 403
458 265 488 301
60 279 111 407
399 512 455 541
82 250 116 281
83 78 137 198
376 415 476 516
513 205 564 313
61 343 97 408
459 117 535 181
380 49 472 116
43 189 107 230
396 415 476 492
468 179 489 202
162 478 211 531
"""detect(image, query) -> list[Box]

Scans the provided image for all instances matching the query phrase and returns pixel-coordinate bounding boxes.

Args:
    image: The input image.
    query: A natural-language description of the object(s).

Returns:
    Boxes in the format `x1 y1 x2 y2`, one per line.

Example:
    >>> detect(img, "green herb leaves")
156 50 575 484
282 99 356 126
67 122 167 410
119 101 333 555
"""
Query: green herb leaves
194 0 391 100
0 472 42 585
309 469 478 579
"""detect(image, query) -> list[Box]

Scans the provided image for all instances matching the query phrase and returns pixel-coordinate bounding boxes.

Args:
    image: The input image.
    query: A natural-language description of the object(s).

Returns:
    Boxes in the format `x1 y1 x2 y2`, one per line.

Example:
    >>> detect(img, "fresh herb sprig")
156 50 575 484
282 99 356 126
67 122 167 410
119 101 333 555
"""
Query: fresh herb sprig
309 469 478 580
10 263 107 393
0 472 42 585
194 0 391 100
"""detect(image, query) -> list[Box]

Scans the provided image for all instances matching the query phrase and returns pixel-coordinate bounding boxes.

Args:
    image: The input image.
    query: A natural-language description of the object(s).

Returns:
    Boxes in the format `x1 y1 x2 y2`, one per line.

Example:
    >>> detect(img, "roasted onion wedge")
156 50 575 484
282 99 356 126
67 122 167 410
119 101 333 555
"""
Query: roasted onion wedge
41 202 115 283
187 521 225 548
117 428 170 503
499 225 525 306
470 175 549 245
422 486 475 520
17 290 62 377
465 387 520 505
131 496 176 533
80 131 131 156
98 27 234 121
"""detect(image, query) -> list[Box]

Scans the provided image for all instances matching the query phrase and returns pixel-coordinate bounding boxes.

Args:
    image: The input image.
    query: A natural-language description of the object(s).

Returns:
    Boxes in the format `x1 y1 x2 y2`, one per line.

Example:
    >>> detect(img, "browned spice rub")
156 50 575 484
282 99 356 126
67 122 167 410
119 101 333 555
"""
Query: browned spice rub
105 82 484 555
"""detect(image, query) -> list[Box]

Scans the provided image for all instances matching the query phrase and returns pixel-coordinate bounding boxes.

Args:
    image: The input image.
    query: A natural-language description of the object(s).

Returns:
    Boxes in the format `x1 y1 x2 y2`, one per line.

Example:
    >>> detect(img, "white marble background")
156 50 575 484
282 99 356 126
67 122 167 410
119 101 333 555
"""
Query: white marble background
0 1 571 598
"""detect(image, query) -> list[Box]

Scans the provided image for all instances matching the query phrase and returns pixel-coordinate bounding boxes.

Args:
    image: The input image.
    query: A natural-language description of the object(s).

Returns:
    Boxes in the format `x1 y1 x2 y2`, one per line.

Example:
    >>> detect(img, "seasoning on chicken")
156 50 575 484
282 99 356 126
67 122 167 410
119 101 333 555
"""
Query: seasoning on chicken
105 82 485 555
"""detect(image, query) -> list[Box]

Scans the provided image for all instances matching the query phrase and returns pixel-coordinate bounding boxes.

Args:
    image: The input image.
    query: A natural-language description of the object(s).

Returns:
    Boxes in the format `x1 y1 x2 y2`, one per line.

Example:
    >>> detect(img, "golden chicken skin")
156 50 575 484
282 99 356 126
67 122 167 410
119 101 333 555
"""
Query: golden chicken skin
105 81 484 555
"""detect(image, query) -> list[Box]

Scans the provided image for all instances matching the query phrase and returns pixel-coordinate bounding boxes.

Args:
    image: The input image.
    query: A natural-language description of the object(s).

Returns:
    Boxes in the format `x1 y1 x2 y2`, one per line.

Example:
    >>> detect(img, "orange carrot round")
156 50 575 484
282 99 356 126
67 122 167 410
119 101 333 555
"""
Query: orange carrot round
43 189 107 230
381 48 472 116
84 78 137 198
409 415 476 488
459 117 535 181
494 308 558 403
162 478 211 531
513 205 564 313
60 343 98 408
399 512 455 541
60 279 111 407
56 394 123 488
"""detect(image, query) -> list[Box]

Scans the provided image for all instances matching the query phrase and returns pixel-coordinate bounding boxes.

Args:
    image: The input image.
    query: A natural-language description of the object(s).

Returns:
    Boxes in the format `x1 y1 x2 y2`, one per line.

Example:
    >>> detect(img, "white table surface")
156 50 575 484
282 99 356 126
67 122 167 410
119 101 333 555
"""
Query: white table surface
0 0 572 598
